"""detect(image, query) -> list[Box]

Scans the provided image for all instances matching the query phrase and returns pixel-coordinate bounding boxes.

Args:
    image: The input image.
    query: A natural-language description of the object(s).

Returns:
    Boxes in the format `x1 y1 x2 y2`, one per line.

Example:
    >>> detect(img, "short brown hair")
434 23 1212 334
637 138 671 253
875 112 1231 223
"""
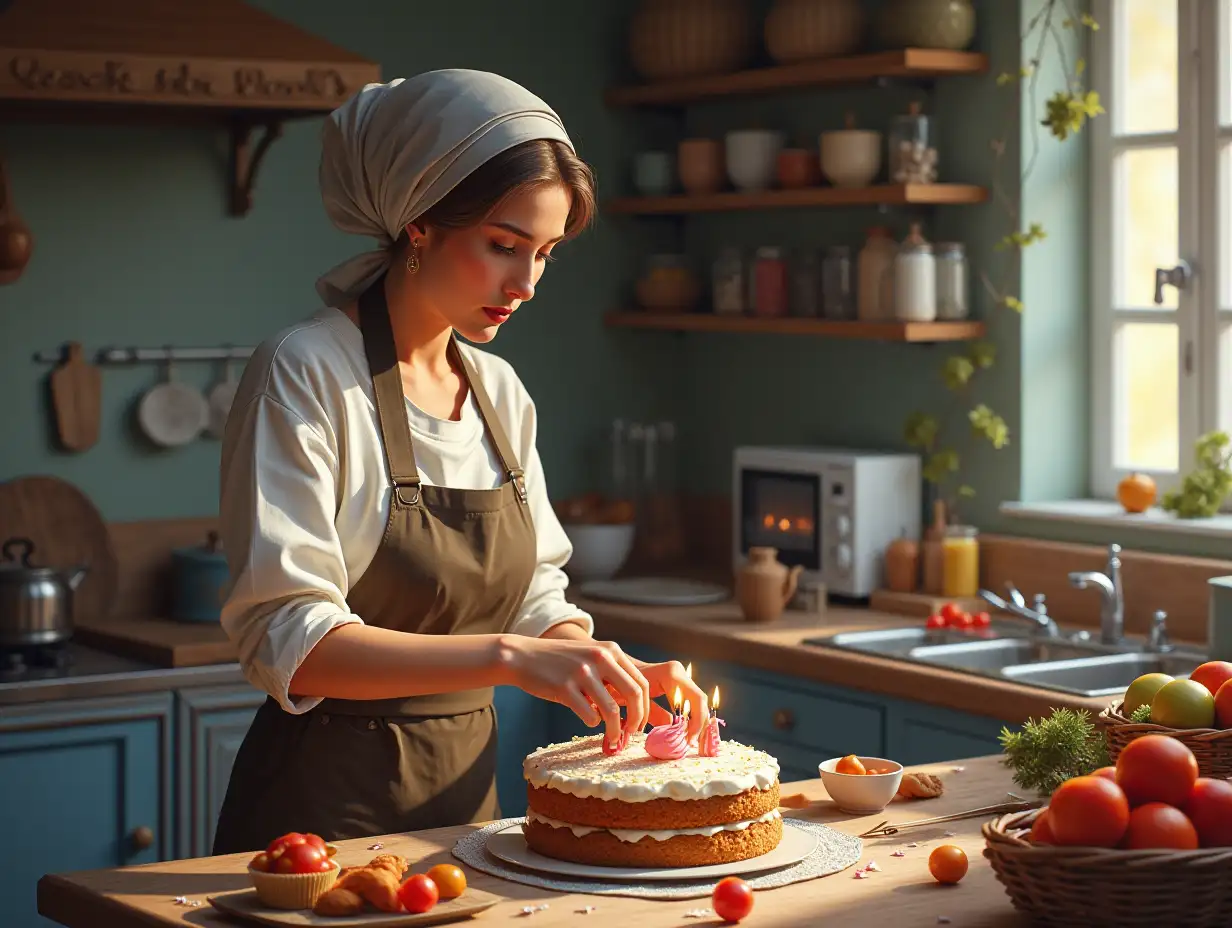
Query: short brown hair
414 139 596 240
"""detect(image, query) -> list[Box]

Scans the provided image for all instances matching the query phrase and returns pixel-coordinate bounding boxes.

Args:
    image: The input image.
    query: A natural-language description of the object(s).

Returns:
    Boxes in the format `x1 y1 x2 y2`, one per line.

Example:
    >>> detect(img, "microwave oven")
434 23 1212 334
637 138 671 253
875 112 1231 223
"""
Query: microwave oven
732 446 922 599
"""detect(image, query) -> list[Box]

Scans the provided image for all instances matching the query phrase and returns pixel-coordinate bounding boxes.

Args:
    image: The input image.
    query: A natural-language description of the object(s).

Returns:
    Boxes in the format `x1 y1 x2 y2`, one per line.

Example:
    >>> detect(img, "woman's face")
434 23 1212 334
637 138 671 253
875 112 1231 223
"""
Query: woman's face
410 182 572 344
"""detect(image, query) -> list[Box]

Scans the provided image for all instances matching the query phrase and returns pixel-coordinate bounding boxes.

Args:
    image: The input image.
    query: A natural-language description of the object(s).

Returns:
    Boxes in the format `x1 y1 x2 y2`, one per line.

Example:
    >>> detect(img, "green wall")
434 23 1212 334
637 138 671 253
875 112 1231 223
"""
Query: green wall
0 0 677 521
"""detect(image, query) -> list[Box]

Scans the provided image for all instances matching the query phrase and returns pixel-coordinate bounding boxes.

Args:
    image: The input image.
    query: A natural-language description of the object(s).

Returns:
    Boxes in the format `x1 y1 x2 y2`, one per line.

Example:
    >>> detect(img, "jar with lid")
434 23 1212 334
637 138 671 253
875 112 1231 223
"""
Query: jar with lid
857 227 896 321
935 242 969 320
711 246 746 315
750 246 789 317
821 245 855 320
892 223 937 322
889 102 938 184
789 249 820 317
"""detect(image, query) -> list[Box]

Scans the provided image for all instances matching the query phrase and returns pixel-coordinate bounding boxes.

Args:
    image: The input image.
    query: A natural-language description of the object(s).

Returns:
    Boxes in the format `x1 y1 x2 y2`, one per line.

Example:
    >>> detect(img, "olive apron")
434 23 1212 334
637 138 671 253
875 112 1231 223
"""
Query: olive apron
213 277 537 854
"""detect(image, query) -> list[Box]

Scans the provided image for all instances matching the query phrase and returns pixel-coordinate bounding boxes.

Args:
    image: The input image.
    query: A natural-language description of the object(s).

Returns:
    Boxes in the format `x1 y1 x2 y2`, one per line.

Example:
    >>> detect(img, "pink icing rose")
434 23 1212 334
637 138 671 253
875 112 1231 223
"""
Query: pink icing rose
644 716 689 760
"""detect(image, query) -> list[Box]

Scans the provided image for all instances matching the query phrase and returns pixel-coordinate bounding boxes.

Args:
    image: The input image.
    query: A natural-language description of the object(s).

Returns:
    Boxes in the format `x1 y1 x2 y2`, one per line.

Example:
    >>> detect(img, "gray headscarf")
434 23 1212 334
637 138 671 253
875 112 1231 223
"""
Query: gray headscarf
315 69 574 307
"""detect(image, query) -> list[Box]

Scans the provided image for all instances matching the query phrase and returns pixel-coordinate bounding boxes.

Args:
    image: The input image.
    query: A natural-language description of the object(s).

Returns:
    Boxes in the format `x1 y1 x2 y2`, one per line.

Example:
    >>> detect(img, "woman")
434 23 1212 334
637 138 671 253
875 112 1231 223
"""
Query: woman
211 69 707 855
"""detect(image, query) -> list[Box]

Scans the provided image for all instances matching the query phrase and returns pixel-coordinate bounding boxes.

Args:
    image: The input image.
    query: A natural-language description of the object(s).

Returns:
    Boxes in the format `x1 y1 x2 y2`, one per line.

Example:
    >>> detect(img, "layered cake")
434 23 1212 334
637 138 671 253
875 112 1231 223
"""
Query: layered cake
522 731 782 868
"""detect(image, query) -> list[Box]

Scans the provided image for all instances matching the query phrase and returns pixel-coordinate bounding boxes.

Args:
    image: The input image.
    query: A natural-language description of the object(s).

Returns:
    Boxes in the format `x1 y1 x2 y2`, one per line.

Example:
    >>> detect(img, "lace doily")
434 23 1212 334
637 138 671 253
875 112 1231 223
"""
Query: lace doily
451 817 862 900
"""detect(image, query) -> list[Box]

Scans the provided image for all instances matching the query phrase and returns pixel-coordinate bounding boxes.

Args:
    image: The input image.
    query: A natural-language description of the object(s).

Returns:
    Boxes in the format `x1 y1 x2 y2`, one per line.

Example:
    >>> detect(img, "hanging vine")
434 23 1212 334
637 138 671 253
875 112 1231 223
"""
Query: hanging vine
903 2 1104 515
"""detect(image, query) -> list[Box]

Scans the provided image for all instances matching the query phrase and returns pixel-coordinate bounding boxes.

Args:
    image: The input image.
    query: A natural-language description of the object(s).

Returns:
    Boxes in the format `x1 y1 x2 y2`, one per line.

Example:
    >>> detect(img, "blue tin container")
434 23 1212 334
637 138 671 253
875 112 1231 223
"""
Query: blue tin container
171 531 231 623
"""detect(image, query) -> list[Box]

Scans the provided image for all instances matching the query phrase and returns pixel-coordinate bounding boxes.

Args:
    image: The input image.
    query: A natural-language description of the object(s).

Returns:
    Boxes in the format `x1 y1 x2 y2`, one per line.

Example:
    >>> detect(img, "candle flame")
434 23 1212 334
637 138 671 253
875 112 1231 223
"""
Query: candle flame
672 686 682 712
713 686 721 710
685 662 693 679
683 699 691 719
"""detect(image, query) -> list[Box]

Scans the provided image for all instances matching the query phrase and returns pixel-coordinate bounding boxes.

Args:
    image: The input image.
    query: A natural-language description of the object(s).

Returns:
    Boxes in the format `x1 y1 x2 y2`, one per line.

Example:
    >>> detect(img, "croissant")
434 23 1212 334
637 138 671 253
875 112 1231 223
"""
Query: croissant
336 865 402 912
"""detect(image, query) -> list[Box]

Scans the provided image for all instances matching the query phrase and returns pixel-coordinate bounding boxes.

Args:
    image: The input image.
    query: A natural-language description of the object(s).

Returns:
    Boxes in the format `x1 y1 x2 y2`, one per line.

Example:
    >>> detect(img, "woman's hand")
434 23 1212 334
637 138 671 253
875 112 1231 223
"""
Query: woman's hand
633 658 710 744
497 635 650 748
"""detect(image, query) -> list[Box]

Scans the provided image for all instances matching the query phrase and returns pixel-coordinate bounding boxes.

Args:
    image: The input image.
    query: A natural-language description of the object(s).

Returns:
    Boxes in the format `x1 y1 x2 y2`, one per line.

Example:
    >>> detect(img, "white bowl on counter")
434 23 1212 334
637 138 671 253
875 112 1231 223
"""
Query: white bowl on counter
725 129 785 191
818 756 904 813
563 523 636 582
819 129 882 188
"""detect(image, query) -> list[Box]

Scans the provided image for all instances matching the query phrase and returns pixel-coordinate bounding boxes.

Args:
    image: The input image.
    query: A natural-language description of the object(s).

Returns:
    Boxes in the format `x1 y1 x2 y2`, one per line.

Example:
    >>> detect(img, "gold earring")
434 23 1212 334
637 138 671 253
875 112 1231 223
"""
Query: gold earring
405 241 420 274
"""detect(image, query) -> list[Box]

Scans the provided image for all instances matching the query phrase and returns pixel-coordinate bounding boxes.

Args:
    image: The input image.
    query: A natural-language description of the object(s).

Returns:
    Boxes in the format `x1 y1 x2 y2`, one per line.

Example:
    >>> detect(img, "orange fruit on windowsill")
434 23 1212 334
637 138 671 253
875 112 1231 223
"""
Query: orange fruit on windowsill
1117 472 1157 513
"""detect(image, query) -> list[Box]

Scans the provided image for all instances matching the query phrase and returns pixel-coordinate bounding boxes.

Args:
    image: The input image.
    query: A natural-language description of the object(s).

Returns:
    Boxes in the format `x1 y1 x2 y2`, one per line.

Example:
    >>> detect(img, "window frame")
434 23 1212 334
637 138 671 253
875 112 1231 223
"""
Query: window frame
1088 0 1225 502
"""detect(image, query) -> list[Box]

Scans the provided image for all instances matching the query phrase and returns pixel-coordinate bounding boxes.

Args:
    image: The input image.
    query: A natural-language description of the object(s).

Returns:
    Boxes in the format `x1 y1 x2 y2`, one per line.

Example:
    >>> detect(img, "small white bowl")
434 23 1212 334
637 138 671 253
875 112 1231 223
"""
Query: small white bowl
819 129 882 188
725 129 785 191
818 756 904 814
563 523 636 582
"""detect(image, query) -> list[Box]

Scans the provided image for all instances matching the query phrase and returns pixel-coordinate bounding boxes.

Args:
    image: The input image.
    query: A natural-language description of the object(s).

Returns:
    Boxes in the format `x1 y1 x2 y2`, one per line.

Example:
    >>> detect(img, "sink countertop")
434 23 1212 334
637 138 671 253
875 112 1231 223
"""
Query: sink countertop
579 595 1146 725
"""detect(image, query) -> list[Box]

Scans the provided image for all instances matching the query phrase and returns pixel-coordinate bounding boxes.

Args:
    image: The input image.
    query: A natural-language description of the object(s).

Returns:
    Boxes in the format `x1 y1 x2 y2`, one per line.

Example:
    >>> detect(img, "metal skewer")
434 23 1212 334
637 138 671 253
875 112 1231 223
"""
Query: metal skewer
857 798 1042 838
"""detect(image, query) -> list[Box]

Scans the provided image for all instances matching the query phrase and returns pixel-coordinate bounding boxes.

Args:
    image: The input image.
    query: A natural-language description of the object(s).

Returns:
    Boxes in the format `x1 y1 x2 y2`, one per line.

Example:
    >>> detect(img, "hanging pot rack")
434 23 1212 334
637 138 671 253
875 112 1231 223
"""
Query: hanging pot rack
33 343 255 365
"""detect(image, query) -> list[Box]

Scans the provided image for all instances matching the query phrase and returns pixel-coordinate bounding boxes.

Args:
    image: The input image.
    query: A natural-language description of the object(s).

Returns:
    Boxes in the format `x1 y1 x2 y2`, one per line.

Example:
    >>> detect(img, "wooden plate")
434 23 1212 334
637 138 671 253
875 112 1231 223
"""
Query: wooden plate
0 475 118 623
206 887 502 927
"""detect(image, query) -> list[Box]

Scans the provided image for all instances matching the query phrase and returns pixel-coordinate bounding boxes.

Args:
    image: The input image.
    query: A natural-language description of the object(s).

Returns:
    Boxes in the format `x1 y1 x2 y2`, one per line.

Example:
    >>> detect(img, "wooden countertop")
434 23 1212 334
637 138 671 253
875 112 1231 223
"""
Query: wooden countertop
581 596 1120 726
38 753 1035 928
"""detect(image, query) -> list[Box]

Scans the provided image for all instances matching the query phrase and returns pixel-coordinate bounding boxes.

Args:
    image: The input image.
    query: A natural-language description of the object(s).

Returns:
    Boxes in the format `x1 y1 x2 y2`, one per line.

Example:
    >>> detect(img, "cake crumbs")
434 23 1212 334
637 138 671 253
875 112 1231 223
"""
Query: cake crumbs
862 861 881 872
943 831 956 837
366 842 384 850
891 850 906 857
576 906 597 914
684 908 714 918
853 870 870 879
171 896 202 907
520 903 551 916
906 842 919 848
950 766 966 773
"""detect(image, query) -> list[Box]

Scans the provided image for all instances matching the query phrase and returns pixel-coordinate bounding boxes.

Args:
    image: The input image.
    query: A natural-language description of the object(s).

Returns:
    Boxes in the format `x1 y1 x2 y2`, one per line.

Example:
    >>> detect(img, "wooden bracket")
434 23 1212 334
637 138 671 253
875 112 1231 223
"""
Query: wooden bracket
228 121 284 217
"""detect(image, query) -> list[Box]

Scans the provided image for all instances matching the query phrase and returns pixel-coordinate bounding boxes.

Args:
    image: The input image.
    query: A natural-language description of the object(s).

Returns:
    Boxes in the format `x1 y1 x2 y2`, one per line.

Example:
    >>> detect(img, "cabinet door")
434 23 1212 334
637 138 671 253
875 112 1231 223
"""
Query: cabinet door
886 701 1009 767
494 686 561 818
1 692 172 928
176 685 266 859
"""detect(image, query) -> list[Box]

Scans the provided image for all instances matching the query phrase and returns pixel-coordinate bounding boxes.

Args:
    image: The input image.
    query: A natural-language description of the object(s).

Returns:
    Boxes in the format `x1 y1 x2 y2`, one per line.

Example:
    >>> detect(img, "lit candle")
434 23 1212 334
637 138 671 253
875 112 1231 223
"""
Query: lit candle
645 686 689 760
699 686 725 757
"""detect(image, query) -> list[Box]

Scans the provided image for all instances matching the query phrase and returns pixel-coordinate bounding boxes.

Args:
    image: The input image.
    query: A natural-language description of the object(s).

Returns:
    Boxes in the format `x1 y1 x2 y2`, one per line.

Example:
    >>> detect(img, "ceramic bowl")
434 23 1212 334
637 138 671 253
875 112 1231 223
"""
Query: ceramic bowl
818 756 904 813
819 129 882 188
725 129 785 191
563 523 636 582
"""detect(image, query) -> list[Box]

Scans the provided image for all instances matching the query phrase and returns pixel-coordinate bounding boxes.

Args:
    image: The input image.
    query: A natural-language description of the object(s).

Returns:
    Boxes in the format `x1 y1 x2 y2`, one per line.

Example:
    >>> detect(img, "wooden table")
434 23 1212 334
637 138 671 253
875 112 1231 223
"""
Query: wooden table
39 753 1036 928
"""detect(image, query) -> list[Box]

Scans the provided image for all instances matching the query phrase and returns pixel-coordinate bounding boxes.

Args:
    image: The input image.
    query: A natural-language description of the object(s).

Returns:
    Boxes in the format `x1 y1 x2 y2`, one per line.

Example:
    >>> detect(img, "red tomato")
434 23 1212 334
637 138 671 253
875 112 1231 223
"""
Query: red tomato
249 852 271 872
1123 802 1199 849
1189 661 1232 698
398 874 439 914
1090 766 1118 782
712 876 754 923
1049 776 1130 847
1116 734 1199 807
1185 777 1232 847
950 612 973 631
1028 808 1055 844
265 832 306 859
939 602 964 624
273 842 329 874
1215 679 1232 729
925 613 946 630
970 611 991 628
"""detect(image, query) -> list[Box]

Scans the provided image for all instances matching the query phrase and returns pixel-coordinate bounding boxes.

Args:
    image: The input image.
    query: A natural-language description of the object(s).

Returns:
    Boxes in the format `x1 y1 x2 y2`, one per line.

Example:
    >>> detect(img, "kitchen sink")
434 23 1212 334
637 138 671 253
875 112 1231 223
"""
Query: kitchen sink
821 626 983 658
1000 651 1207 698
907 637 1114 673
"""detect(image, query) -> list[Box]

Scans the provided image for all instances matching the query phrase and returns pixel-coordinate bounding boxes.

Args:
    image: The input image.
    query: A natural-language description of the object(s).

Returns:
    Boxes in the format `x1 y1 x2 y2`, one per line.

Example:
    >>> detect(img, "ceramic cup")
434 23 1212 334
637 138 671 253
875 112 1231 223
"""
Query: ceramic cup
777 147 820 188
633 150 675 196
725 129 785 192
819 129 883 188
677 138 725 194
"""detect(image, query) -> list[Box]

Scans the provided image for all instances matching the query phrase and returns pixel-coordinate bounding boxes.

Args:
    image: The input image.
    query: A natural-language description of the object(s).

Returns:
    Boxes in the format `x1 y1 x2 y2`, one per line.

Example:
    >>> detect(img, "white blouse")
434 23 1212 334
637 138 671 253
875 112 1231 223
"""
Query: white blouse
217 308 593 714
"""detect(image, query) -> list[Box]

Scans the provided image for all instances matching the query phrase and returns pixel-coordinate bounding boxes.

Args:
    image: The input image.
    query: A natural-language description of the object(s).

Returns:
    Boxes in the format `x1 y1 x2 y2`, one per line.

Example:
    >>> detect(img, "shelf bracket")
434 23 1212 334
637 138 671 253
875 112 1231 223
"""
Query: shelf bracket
228 121 284 217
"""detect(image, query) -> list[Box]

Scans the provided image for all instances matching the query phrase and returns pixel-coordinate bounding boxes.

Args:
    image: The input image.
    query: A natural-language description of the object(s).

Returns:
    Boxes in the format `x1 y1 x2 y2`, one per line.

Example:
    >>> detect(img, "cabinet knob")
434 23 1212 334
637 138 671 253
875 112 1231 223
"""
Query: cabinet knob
773 708 795 731
130 826 155 851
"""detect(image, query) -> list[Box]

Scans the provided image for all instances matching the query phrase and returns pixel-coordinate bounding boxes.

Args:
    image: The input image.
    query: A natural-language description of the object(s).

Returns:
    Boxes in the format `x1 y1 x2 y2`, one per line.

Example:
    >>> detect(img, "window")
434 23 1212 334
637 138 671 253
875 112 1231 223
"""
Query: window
1090 0 1231 502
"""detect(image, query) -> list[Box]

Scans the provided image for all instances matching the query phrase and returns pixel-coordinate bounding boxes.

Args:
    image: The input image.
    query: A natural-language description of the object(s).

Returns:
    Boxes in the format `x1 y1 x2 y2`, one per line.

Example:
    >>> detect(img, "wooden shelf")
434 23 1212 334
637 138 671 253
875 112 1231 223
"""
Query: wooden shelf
605 49 988 107
605 312 986 343
606 183 987 216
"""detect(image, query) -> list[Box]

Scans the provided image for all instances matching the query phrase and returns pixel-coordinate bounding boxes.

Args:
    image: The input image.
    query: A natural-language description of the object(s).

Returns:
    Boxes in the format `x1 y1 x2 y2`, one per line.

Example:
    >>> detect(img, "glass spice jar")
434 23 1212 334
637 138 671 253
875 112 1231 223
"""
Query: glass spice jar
892 223 937 322
712 246 746 315
790 249 820 317
889 102 939 184
934 242 969 320
751 246 789 317
821 245 855 320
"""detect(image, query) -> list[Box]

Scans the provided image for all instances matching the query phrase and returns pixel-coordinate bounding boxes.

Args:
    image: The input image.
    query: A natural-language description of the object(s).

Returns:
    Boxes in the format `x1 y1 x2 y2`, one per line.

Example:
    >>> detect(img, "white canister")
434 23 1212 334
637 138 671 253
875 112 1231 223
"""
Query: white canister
893 223 937 322
857 226 897 321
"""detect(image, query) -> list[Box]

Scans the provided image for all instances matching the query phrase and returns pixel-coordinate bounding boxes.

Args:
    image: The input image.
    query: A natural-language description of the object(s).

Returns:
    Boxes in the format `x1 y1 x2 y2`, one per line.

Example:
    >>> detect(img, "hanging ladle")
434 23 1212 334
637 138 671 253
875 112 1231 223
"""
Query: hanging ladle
0 148 33 285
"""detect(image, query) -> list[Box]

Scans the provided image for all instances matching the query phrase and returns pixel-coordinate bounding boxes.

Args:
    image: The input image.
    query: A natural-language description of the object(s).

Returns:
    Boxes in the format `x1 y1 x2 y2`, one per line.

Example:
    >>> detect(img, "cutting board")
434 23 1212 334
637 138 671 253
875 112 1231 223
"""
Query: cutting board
0 475 117 622
74 615 237 667
49 342 101 452
207 887 502 927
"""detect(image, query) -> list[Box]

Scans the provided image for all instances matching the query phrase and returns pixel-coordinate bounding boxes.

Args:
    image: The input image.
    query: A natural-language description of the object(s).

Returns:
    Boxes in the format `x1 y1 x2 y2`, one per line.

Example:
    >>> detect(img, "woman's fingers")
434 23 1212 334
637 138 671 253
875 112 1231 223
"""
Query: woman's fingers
580 668 625 748
647 699 673 727
608 649 651 735
563 682 600 728
590 650 648 741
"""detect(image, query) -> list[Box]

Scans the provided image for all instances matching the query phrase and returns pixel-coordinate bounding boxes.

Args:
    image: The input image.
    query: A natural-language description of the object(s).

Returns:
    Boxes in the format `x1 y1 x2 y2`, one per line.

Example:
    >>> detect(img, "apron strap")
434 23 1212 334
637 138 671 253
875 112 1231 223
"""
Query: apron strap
450 336 529 504
358 279 423 506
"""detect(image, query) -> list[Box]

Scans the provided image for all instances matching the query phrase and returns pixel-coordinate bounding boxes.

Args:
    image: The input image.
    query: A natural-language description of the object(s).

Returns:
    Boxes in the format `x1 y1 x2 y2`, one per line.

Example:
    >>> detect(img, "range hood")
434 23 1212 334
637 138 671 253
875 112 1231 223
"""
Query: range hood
0 0 381 216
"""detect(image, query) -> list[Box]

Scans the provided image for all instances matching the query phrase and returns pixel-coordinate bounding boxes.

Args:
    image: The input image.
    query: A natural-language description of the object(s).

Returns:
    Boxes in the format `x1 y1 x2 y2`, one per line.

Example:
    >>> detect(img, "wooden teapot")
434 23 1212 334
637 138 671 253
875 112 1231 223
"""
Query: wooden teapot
736 546 803 623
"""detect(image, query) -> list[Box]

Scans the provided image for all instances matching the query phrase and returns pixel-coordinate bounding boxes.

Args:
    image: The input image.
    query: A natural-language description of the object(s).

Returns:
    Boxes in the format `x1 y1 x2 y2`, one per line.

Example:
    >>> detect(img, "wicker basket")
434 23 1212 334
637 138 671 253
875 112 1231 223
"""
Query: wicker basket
1098 701 1232 778
983 807 1232 927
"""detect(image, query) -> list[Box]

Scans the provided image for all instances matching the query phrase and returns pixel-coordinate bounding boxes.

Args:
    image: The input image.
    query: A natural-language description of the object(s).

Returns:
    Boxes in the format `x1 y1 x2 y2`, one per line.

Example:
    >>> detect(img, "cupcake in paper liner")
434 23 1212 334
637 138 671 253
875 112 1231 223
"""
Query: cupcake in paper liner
248 860 340 909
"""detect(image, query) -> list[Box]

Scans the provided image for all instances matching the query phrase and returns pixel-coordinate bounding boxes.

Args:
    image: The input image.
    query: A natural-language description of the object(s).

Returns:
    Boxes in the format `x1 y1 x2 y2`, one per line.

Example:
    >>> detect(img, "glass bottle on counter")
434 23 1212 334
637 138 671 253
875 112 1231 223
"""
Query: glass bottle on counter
941 524 980 599
857 227 896 322
821 245 855 320
889 101 939 184
711 246 746 315
750 246 789 317
892 223 937 322
790 249 820 317
935 242 969 320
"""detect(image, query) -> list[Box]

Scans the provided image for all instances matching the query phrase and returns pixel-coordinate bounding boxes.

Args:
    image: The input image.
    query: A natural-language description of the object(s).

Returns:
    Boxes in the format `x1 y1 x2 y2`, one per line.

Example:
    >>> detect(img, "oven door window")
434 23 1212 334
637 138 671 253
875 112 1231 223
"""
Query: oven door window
739 469 820 570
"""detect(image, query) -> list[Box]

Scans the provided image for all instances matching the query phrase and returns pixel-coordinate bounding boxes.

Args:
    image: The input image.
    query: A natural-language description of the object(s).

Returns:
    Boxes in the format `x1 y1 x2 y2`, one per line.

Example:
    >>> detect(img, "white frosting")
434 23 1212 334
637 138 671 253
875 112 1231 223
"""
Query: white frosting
523 732 780 802
526 809 782 843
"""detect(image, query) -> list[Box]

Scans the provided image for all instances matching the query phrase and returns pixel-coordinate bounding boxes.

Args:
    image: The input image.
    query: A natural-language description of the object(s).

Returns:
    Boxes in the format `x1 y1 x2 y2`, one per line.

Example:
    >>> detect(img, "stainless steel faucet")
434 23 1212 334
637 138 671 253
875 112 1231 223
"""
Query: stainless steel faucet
1068 543 1124 645
979 583 1060 637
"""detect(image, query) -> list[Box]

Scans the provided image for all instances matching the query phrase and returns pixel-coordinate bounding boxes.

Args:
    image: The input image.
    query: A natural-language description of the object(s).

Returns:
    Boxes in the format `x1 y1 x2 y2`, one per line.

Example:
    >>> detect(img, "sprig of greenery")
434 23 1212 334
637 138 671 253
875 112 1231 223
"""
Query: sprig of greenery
1161 431 1232 518
999 707 1110 796
1129 703 1153 723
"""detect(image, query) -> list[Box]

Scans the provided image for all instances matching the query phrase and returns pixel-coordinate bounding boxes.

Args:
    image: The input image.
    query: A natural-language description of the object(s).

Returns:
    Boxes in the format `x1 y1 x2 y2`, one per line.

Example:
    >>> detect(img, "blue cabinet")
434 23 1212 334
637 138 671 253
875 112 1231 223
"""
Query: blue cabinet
3 693 173 928
175 685 266 859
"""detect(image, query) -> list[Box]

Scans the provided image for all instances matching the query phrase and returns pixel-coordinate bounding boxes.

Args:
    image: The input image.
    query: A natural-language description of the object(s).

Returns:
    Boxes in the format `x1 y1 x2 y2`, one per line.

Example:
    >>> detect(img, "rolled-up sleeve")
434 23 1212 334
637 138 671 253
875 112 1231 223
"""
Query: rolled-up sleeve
218 392 362 714
507 397 594 639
